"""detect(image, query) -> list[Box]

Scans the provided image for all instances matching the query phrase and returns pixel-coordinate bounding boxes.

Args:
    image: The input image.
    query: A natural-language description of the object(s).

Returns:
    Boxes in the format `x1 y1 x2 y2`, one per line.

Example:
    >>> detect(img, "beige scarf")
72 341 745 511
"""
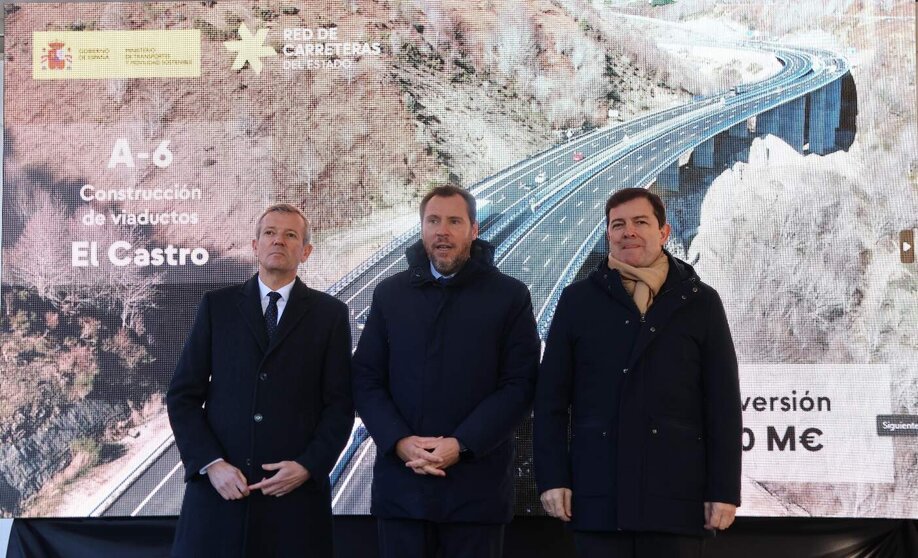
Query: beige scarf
607 251 669 315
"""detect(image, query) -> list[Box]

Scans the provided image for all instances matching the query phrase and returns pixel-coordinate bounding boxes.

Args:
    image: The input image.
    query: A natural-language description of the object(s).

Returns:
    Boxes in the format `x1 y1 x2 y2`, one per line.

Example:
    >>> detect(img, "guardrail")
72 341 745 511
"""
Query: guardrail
326 224 420 297
330 424 370 487
530 46 849 339
536 221 605 340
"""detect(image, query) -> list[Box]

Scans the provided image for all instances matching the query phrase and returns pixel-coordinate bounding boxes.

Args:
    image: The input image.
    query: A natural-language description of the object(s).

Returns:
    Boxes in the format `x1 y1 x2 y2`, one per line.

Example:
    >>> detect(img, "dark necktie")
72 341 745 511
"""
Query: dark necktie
437 276 451 286
265 291 281 341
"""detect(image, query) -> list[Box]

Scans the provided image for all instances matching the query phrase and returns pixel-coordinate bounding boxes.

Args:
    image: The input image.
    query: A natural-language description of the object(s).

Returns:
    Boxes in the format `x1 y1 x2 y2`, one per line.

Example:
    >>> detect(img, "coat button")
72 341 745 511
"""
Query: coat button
681 295 687 300
245 458 252 466
651 428 658 435
259 372 268 381
254 413 263 423
649 327 656 333
602 431 608 437
622 368 629 374
625 319 630 324
693 287 699 293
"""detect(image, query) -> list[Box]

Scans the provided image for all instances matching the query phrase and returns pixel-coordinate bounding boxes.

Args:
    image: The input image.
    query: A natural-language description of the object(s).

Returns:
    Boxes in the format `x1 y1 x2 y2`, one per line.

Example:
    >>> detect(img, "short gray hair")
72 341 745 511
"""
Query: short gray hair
255 204 311 244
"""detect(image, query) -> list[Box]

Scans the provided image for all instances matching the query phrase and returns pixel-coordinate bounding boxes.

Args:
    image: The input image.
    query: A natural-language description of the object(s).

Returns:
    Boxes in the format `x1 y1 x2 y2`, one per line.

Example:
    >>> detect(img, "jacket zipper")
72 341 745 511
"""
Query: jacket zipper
639 282 681 323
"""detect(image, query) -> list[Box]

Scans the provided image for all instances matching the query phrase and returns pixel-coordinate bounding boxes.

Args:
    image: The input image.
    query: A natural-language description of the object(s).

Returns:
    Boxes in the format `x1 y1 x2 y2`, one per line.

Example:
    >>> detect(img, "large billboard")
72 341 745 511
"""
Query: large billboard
1 0 916 519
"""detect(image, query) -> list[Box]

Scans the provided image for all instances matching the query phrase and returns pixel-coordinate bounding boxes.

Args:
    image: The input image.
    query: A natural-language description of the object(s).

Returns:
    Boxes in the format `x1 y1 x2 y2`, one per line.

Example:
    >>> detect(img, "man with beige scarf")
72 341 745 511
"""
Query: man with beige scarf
533 188 742 557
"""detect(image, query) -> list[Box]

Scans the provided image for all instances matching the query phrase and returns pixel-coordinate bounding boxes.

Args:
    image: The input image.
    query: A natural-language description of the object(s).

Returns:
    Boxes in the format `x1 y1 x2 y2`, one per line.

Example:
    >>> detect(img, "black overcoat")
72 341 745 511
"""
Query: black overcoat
533 253 742 536
352 239 540 523
166 275 354 557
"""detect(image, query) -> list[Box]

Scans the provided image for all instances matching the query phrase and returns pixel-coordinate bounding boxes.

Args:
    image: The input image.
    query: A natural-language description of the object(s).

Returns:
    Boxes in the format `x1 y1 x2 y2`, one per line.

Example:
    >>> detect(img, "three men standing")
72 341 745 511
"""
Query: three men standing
167 186 741 558
167 204 354 558
534 188 742 557
352 185 541 558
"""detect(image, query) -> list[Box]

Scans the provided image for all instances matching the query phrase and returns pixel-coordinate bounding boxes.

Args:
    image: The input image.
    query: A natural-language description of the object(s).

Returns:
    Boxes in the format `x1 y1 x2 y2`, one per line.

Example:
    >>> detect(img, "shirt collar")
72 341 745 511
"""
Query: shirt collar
429 262 456 281
257 276 296 301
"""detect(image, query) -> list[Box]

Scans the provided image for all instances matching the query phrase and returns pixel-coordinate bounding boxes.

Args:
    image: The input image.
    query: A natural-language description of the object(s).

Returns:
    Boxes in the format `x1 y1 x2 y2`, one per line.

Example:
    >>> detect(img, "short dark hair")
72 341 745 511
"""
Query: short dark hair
605 188 667 228
419 185 477 223
256 203 311 244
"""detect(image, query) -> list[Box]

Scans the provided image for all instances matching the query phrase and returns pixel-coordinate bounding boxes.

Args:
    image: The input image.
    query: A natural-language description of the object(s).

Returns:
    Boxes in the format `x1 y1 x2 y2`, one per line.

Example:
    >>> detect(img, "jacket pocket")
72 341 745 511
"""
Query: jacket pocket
571 424 615 496
645 416 705 501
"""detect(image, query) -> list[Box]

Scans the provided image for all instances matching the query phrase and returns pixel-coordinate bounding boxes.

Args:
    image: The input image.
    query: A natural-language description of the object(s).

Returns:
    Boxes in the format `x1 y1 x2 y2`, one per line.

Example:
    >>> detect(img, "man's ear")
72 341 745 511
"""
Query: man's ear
300 243 314 263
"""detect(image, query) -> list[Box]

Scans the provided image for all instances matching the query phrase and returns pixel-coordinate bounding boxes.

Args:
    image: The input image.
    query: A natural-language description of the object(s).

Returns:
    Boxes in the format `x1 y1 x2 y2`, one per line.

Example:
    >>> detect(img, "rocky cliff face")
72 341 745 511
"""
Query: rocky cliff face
0 399 130 516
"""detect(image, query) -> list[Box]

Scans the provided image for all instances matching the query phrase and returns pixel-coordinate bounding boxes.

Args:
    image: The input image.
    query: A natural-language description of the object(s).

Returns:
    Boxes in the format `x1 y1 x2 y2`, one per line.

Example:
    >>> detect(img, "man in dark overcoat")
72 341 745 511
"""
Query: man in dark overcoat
352 185 540 558
167 204 353 558
534 188 742 558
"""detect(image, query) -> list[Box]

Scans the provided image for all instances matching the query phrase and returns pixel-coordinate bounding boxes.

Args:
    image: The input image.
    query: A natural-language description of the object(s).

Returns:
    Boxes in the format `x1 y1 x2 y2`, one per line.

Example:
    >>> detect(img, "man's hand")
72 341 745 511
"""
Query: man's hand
540 488 572 522
206 461 250 501
248 461 311 497
396 436 445 476
405 437 461 475
704 501 737 531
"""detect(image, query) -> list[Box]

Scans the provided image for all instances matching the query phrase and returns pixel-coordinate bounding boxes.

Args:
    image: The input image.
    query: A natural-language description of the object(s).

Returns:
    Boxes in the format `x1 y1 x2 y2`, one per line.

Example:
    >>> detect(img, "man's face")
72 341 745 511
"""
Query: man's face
606 197 671 268
421 194 479 275
252 211 313 276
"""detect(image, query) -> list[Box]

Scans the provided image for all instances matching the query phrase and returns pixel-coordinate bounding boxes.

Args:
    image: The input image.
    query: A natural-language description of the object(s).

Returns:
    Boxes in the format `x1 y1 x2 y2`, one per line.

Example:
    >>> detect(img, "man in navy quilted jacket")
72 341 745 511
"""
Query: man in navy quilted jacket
534 188 742 558
353 185 540 558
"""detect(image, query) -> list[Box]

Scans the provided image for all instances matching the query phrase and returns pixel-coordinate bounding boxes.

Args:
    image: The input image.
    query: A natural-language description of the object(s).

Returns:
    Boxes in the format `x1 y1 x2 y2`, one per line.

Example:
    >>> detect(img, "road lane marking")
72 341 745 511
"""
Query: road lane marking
130 460 183 517
332 437 373 509
345 255 406 304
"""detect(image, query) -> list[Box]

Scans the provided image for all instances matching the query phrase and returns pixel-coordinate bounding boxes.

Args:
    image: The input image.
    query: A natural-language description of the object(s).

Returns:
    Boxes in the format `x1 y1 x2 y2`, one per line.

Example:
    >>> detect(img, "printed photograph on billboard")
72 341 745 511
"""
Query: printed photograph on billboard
1 0 915 519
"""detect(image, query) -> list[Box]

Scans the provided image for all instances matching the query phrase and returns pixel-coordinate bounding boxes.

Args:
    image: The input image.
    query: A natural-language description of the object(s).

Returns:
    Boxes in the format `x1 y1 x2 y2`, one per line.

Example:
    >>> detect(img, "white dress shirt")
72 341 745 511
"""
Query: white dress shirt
257 277 296 322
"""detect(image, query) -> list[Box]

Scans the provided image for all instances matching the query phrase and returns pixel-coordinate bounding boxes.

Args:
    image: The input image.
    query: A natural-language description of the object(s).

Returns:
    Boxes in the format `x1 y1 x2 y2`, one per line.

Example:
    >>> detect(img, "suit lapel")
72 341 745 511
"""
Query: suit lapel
238 275 269 353
266 277 314 354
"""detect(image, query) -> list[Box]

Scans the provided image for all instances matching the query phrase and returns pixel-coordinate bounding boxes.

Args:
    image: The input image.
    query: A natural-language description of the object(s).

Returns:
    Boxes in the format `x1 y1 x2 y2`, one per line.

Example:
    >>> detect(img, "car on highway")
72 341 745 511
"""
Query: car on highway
534 170 547 184
572 151 585 162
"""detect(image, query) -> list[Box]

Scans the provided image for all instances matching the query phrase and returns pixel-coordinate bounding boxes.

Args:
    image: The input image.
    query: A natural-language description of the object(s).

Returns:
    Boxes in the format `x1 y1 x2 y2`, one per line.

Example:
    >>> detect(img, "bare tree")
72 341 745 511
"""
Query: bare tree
490 6 538 88
6 192 78 309
101 1 129 29
297 143 326 195
6 191 164 333
107 79 129 105
111 268 163 334
144 88 172 140
417 0 454 49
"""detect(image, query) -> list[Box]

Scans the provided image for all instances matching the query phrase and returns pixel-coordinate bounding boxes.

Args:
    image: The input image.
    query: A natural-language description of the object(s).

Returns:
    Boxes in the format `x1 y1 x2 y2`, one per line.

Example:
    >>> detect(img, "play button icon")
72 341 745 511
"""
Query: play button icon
901 229 915 264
